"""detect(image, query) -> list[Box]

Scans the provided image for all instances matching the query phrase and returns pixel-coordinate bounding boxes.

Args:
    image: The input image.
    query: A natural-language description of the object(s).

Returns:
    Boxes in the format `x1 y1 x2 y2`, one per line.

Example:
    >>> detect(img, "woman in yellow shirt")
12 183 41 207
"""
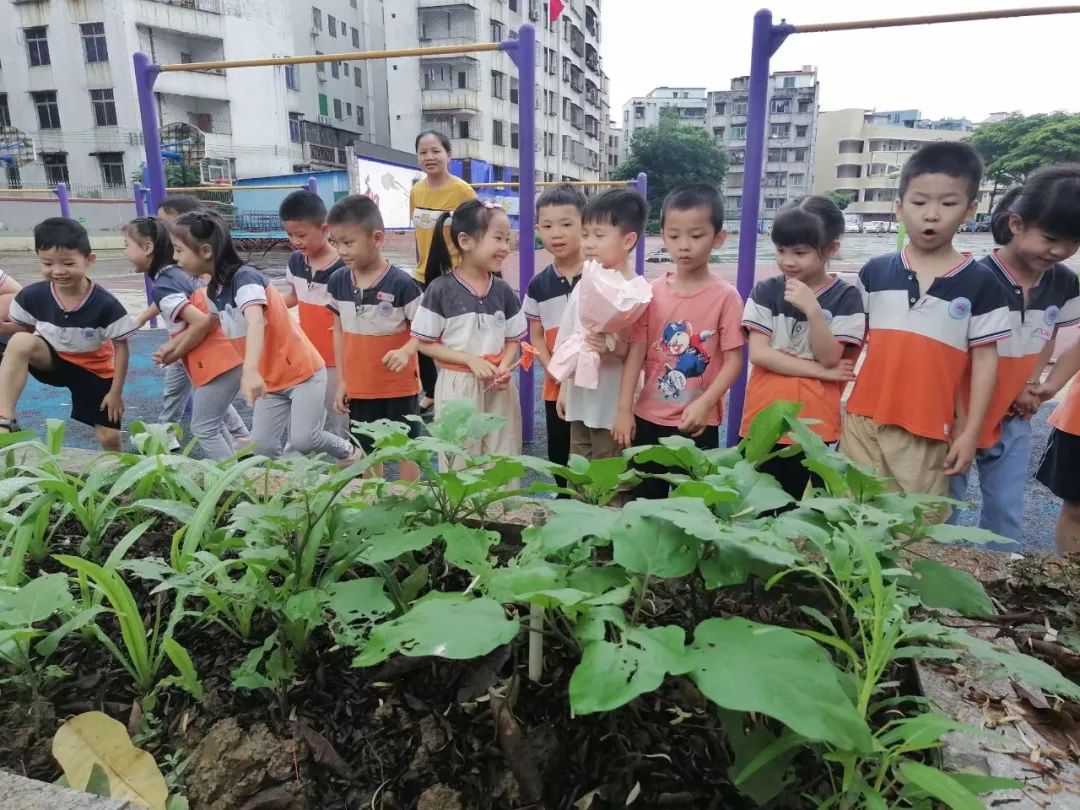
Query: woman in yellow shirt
410 130 476 412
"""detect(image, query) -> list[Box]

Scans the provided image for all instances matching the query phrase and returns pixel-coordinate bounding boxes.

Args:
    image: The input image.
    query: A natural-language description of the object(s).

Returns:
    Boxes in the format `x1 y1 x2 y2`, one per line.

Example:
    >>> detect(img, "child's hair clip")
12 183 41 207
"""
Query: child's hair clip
477 198 499 210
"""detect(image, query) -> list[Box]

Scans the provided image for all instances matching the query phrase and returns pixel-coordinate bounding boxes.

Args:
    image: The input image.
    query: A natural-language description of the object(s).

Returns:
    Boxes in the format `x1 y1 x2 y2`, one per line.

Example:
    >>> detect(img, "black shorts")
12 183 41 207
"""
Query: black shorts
18 337 120 430
349 395 422 454
630 416 720 500
1036 428 1080 503
758 444 823 503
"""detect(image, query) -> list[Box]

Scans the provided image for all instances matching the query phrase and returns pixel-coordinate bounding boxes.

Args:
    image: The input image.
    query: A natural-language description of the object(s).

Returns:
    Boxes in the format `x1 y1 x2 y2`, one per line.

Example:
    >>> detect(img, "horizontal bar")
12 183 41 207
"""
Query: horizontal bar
471 180 635 188
160 42 504 73
164 185 305 192
0 188 57 194
792 5 1080 33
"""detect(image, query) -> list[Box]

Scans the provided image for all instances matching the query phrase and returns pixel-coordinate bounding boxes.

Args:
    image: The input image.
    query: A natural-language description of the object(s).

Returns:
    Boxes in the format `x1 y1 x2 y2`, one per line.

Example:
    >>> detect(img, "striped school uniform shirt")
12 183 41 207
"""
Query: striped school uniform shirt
326 262 423 399
846 251 1011 442
285 252 344 367
523 263 580 401
9 280 136 378
740 274 866 442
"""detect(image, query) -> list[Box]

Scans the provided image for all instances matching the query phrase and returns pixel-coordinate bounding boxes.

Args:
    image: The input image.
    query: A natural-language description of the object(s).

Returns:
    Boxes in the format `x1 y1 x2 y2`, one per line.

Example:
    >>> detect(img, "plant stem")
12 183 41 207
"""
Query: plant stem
630 573 651 628
527 604 544 682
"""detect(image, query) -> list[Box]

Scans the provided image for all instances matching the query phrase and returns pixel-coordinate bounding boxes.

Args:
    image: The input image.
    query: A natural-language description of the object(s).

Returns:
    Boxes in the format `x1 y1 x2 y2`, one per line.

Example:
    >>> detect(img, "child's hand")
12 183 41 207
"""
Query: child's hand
332 383 349 416
818 359 857 383
382 347 412 373
467 356 499 381
943 432 977 476
241 370 267 405
556 388 568 420
100 391 124 424
612 408 636 448
489 371 511 391
1011 387 1041 418
583 332 609 354
678 398 711 437
783 278 821 316
1031 382 1060 403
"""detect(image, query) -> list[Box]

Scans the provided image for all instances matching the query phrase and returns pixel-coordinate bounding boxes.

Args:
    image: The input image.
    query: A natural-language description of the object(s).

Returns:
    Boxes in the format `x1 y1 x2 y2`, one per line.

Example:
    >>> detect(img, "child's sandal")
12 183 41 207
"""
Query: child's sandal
0 417 20 434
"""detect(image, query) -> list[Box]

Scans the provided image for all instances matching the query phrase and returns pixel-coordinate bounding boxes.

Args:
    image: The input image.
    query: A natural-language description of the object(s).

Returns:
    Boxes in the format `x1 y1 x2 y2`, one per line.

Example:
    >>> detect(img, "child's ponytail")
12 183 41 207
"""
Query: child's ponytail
991 164 1080 246
171 210 245 298
123 216 175 279
426 211 456 278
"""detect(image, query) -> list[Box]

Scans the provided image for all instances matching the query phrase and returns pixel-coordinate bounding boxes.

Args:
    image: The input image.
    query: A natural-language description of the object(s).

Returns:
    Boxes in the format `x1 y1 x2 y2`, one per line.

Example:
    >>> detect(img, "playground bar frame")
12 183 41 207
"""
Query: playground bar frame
134 27 545 441
726 4 1080 448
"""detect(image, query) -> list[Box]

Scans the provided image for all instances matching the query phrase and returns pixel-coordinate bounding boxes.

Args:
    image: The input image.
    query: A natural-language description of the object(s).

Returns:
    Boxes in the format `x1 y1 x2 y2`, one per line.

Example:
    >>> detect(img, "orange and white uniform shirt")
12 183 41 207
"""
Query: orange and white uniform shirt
326 262 423 400
9 280 136 378
740 274 865 442
522 263 580 402
846 250 1012 442
206 265 322 393
285 252 344 367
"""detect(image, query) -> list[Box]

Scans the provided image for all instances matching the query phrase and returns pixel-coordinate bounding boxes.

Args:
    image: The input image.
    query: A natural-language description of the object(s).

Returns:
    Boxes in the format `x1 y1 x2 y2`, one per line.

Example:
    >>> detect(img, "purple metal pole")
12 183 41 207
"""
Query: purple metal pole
133 181 147 217
726 9 791 448
507 24 537 444
133 53 167 214
634 172 648 275
305 176 318 194
53 183 71 218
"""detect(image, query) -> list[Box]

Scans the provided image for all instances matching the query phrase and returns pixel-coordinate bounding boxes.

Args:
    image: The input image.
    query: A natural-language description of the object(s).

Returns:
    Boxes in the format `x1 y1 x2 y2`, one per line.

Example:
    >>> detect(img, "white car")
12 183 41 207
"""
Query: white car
888 221 900 233
844 221 862 233
863 221 886 234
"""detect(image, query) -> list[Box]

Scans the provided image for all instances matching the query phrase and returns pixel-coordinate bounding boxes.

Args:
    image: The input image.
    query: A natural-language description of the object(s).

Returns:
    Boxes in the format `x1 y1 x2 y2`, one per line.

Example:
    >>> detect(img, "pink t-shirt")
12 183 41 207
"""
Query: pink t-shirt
630 272 745 427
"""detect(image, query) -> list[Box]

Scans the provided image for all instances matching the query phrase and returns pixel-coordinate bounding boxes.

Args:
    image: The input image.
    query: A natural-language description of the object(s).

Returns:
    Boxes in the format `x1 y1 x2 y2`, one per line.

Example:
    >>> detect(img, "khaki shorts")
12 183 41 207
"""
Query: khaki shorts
570 421 621 462
841 413 950 521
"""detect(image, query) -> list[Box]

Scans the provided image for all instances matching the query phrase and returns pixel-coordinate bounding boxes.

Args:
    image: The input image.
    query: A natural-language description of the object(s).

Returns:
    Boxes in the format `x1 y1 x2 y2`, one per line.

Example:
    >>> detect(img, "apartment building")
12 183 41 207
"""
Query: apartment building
604 124 620 178
0 0 298 192
709 66 819 222
621 86 708 157
813 108 991 222
384 0 608 183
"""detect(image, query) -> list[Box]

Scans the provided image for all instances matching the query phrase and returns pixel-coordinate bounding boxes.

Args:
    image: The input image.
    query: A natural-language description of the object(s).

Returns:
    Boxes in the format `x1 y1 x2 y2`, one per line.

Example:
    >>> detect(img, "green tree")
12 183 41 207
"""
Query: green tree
615 108 729 220
825 190 852 211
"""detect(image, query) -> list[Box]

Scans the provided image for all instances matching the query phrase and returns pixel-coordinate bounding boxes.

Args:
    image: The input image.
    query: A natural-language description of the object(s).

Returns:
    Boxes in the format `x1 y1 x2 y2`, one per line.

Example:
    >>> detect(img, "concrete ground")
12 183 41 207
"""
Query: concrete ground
2 232 1076 555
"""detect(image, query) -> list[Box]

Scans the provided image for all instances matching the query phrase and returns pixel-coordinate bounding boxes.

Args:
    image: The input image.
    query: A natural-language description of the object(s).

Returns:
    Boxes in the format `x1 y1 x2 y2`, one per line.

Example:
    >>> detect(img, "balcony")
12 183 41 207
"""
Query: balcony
418 7 478 45
418 0 478 7
422 88 480 114
134 0 225 37
154 70 228 101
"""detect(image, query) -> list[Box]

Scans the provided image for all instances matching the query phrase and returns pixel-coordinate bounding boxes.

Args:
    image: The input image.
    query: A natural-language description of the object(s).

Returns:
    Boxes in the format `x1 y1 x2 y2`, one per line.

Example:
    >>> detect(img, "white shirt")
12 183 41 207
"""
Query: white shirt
555 284 627 431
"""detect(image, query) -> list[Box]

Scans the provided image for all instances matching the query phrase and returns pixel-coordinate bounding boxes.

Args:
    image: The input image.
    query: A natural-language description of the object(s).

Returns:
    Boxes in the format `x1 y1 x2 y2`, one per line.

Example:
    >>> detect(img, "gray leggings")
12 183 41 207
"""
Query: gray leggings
162 361 248 440
190 366 247 461
250 367 352 461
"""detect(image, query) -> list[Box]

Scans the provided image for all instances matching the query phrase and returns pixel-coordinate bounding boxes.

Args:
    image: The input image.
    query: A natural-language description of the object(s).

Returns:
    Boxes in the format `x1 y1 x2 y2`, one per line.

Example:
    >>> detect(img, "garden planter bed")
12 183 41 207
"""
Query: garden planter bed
2 407 1078 809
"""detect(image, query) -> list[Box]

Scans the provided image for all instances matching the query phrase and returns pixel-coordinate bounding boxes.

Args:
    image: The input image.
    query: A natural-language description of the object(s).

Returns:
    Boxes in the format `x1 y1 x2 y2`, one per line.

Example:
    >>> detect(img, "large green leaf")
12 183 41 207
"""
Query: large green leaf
326 579 393 624
898 762 984 810
352 593 518 667
611 501 704 578
688 618 871 751
569 625 690 714
910 559 994 617
441 525 497 574
922 524 1017 547
523 501 619 553
358 526 445 563
740 401 803 463
0 573 73 625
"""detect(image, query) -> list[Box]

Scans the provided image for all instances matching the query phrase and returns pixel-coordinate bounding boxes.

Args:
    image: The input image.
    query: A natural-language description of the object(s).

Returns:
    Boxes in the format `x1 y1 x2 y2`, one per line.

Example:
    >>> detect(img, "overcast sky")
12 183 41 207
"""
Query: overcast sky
600 0 1078 124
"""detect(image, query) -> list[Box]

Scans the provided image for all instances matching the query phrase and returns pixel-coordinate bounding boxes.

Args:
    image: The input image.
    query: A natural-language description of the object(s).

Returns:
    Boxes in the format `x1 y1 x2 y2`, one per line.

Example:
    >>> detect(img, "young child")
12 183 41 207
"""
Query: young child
168 211 356 464
280 190 348 437
1034 335 1080 555
125 217 250 459
0 218 136 450
410 199 525 461
842 142 1011 513
325 195 424 481
523 185 587 475
613 185 744 499
948 165 1080 545
158 195 202 221
411 131 478 416
741 196 865 498
555 188 647 463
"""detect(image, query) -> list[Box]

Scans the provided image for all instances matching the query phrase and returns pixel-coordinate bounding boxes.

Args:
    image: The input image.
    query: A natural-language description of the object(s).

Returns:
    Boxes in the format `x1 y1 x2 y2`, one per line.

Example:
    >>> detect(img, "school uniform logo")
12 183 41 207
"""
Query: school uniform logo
376 300 394 318
1045 305 1060 326
493 311 507 329
948 297 972 319
83 328 97 340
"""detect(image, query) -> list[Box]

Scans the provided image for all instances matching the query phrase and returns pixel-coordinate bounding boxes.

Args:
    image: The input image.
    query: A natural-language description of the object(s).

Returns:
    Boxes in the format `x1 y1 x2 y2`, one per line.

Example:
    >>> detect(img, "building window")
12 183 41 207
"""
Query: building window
732 101 747 116
351 27 359 48
713 126 724 138
768 147 784 162
98 153 125 187
798 100 811 113
318 93 328 116
458 119 470 139
288 113 302 143
510 122 519 149
793 148 807 162
32 91 61 129
311 7 322 31
458 70 468 89
796 124 808 138
354 70 362 88
770 123 790 138
43 153 69 186
493 119 505 146
6 165 21 190
770 99 790 114
341 21 346 36
346 102 352 116
333 98 343 119
180 52 192 64
331 61 340 79
25 27 50 67
790 173 805 186
783 77 796 88
285 64 300 91
350 0 356 7
315 51 325 75
89 89 117 127
509 0 518 9
0 94 9 128
731 124 746 140
81 23 109 63
491 20 504 40
491 71 505 99
328 14 337 36
714 101 726 115
357 107 364 126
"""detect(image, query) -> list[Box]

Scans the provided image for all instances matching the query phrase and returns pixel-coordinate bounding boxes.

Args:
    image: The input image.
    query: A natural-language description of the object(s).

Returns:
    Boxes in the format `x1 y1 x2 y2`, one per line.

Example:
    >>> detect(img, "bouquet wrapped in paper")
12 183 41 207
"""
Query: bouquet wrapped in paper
549 260 652 390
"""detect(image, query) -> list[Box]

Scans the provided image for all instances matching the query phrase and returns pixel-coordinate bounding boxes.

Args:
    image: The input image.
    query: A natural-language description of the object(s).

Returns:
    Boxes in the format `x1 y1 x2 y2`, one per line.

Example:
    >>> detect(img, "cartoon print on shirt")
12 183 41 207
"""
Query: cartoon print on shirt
653 321 715 400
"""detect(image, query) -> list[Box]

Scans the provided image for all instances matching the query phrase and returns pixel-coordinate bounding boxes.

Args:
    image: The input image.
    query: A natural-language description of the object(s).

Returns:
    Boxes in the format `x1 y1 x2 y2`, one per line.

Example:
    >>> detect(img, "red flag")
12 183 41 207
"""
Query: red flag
550 0 565 23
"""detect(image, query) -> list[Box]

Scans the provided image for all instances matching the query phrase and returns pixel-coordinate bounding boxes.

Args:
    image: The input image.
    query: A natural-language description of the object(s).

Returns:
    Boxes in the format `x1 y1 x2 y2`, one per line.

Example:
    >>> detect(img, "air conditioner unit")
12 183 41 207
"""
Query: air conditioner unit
317 73 328 83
